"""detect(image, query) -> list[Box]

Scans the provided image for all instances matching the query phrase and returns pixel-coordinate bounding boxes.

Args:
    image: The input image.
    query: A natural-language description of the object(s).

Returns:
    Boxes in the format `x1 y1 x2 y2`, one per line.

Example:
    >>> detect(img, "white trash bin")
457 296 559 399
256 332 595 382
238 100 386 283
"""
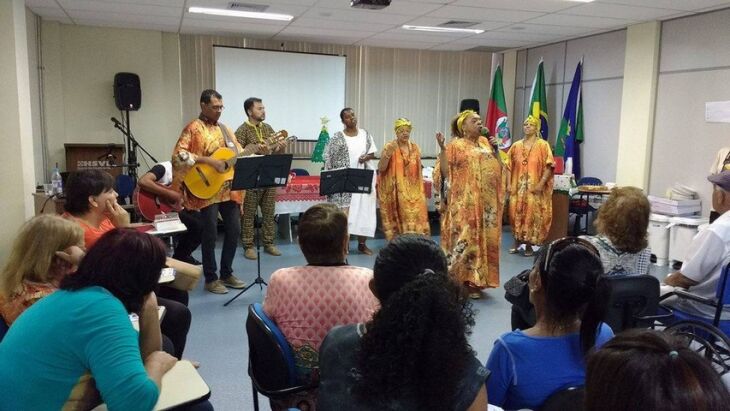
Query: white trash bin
668 216 709 265
648 213 672 266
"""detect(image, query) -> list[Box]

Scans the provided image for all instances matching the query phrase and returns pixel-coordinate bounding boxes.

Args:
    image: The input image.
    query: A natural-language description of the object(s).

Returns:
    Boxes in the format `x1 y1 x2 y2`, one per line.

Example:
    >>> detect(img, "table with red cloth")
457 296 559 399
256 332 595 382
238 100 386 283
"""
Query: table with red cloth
275 175 433 213
275 175 434 241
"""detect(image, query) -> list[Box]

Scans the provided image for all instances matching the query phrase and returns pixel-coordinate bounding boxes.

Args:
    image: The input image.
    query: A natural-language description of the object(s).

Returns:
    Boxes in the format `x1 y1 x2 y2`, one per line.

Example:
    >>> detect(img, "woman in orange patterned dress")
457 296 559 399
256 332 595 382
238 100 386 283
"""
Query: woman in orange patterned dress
436 110 506 298
378 118 430 240
507 115 555 256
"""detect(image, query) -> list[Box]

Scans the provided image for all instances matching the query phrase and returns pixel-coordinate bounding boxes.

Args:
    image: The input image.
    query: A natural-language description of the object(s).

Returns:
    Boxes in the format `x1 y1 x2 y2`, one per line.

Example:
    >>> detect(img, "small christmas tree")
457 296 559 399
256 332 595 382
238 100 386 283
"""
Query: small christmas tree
311 116 330 163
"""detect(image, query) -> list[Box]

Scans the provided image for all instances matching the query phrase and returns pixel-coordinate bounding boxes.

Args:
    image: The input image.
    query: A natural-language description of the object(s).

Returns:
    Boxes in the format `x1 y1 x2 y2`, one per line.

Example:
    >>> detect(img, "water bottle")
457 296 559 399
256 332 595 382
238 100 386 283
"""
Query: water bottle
51 163 63 195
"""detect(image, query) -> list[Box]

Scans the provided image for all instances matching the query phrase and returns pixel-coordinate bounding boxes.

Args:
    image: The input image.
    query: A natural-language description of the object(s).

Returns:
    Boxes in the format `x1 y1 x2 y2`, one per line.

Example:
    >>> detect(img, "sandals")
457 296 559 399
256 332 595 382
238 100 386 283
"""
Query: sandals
508 247 519 254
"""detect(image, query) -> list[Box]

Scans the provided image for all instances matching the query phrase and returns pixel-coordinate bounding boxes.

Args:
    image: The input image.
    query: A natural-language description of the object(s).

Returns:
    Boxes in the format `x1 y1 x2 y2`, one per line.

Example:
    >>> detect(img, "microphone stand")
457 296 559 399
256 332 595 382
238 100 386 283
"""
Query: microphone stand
112 111 158 181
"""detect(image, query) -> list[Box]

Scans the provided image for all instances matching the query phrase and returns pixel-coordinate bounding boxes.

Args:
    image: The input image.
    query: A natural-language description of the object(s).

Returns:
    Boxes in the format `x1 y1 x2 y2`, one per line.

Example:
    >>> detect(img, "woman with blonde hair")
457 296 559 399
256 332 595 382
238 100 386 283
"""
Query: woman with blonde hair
507 115 555 257
435 109 506 298
378 118 430 240
0 215 84 325
582 186 651 275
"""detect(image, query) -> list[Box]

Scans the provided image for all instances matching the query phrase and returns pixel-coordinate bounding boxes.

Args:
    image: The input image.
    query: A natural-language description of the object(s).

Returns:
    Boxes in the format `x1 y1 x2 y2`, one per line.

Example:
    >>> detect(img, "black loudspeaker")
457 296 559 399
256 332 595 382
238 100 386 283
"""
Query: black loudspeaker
114 72 141 111
459 98 480 113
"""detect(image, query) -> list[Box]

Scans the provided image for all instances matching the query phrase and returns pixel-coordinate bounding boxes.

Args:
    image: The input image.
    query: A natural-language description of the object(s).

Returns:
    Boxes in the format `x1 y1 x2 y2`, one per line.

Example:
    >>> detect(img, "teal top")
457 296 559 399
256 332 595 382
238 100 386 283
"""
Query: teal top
0 286 159 411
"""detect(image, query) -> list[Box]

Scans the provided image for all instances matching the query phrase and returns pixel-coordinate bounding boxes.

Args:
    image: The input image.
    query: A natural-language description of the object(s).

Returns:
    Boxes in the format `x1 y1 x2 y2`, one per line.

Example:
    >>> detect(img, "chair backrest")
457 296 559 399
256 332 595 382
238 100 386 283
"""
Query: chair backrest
603 275 661 332
0 319 9 342
246 303 298 392
115 174 136 200
290 168 309 176
577 177 602 186
712 262 730 324
540 386 585 411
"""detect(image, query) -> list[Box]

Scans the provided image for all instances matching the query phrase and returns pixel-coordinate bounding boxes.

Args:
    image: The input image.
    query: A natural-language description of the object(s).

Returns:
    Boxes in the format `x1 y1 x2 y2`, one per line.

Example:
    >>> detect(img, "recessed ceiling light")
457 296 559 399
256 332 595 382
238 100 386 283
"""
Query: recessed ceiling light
567 0 595 3
402 25 484 34
188 6 294 21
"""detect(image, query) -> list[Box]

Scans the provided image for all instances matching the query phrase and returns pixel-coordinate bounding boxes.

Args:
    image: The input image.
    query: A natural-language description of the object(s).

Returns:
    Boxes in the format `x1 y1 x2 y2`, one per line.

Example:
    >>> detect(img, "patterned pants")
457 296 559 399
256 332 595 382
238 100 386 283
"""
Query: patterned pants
241 187 276 249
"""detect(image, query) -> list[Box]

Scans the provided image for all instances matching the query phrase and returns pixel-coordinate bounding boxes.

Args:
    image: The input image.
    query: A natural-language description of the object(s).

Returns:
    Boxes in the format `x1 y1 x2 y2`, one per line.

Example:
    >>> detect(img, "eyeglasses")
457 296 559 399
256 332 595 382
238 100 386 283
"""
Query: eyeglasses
207 104 224 112
541 236 600 275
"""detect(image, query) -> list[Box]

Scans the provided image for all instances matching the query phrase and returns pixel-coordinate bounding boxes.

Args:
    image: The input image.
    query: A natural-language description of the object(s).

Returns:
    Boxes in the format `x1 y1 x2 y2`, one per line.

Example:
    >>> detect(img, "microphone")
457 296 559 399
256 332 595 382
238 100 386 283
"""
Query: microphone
111 117 122 127
481 126 499 150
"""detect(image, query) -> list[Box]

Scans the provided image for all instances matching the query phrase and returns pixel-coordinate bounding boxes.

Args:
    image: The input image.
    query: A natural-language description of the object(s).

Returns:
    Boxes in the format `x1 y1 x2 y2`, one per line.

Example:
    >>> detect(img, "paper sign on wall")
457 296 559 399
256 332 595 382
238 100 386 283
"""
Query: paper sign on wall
706 101 730 123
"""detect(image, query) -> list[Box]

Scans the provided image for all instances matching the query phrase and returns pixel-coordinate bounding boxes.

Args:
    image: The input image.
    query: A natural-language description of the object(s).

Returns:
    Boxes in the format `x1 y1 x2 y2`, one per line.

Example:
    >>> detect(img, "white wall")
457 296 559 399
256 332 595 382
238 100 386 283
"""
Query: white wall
40 23 183 174
650 8 730 215
513 30 626 183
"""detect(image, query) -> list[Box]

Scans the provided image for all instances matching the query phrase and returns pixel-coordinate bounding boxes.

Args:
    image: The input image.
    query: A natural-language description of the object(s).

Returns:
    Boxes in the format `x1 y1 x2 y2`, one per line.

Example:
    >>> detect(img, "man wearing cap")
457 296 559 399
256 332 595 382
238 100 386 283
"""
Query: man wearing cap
661 170 730 320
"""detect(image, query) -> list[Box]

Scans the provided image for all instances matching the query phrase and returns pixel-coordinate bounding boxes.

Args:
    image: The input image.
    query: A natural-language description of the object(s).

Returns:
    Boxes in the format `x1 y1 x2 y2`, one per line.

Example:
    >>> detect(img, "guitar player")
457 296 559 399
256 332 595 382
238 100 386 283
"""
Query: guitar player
137 161 203 266
171 89 247 295
235 97 288 260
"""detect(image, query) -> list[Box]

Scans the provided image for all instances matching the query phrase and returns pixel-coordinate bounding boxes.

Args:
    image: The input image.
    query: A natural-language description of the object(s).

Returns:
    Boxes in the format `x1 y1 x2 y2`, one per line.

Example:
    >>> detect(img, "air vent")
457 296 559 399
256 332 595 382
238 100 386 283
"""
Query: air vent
438 20 479 29
228 2 269 12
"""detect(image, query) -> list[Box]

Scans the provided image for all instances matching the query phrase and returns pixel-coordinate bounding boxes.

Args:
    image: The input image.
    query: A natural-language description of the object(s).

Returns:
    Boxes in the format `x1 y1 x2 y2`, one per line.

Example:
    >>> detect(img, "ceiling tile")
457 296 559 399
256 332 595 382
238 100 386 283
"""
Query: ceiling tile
26 0 59 7
298 7 415 24
496 23 596 36
403 16 511 31
527 13 636 29
594 0 730 12
427 5 546 22
428 43 481 51
27 6 70 19
66 11 181 25
289 17 395 32
357 38 441 49
452 0 579 13
566 3 684 20
313 0 444 15
452 36 532 48
73 18 180 32
182 18 284 34
59 0 182 17
368 29 472 43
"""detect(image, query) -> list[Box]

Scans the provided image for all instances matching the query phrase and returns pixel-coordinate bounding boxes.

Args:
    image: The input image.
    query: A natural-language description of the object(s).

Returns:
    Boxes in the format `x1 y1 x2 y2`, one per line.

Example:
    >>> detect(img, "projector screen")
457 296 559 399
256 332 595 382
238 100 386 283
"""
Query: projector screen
214 46 346 141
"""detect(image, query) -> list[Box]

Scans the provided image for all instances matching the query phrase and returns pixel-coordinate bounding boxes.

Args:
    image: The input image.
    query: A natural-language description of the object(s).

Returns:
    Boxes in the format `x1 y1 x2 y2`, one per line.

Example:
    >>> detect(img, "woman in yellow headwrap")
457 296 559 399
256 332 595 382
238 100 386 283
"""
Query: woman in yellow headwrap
378 118 430 240
435 110 506 298
506 115 555 256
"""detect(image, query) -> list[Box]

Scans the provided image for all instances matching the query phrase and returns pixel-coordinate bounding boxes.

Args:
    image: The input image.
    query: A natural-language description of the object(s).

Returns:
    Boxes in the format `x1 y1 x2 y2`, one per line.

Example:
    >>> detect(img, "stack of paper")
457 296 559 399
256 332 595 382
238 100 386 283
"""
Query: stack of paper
648 195 701 216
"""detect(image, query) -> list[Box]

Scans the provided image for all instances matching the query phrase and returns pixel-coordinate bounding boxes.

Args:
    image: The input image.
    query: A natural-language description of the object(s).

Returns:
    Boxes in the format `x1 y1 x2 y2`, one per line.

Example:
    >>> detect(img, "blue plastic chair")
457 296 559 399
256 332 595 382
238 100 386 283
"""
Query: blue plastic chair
659 262 730 336
246 303 315 411
115 174 136 205
569 177 604 235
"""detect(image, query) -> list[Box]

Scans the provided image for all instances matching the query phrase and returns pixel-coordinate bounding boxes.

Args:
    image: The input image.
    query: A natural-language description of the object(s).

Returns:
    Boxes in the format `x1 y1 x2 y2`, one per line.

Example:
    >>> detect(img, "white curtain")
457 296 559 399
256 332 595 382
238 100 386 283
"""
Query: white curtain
180 34 491 157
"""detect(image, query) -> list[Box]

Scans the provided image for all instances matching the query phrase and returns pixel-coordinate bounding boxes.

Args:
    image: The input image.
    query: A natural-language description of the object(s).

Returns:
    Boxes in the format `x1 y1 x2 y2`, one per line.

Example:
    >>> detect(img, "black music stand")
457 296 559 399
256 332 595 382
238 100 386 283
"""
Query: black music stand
224 154 293 307
319 168 374 196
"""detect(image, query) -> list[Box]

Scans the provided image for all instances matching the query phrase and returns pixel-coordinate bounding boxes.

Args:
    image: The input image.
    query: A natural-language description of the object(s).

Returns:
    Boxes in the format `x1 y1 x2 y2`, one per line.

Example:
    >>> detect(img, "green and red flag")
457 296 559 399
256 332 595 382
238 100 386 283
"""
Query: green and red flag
486 65 511 149
529 59 549 140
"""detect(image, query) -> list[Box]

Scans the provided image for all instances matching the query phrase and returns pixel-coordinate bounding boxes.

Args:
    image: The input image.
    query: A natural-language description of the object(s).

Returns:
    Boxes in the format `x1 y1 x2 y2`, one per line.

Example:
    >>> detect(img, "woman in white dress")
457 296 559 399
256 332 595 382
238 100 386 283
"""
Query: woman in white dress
323 108 378 255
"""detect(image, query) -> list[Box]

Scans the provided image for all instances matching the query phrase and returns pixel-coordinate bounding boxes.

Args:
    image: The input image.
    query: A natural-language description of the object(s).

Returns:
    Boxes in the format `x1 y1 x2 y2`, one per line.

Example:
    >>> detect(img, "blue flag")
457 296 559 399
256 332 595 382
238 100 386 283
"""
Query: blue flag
555 62 583 178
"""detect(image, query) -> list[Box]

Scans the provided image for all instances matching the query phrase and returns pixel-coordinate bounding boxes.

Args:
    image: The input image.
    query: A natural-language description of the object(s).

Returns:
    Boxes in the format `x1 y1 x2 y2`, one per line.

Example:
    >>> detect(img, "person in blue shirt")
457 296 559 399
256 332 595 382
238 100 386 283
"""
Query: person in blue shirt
0 229 176 411
486 237 614 410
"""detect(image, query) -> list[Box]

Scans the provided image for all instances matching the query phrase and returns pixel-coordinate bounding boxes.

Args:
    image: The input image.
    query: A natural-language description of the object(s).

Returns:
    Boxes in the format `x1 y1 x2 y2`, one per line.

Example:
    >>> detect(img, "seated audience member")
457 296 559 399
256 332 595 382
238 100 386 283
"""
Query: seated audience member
64 169 192 359
662 170 730 323
0 229 177 411
137 161 203 265
263 203 379 410
581 186 651 276
0 215 84 325
585 329 730 410
487 237 613 410
317 235 488 411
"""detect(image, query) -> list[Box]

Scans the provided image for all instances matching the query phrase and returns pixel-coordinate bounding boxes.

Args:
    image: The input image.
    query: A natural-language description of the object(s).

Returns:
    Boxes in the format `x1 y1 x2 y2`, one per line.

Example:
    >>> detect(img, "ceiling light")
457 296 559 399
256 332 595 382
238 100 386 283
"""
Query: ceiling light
402 25 484 34
188 6 293 21
567 0 595 2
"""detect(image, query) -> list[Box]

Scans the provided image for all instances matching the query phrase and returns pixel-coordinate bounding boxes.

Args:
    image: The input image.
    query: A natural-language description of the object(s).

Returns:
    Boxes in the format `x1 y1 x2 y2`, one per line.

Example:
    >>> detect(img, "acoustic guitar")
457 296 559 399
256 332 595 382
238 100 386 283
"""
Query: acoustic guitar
133 184 183 222
184 130 297 199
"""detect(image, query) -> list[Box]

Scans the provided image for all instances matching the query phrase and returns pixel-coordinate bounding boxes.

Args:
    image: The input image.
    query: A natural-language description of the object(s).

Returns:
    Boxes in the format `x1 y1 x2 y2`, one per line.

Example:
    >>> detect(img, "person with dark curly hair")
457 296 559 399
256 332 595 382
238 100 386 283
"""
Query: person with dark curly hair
585 329 730 411
317 235 488 411
581 186 651 275
487 237 614 410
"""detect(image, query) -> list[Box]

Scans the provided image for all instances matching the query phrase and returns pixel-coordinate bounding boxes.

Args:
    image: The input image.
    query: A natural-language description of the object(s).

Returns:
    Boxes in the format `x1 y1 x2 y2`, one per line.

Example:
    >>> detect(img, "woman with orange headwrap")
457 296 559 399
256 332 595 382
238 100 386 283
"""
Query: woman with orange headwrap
506 115 555 256
435 110 506 298
378 118 430 240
